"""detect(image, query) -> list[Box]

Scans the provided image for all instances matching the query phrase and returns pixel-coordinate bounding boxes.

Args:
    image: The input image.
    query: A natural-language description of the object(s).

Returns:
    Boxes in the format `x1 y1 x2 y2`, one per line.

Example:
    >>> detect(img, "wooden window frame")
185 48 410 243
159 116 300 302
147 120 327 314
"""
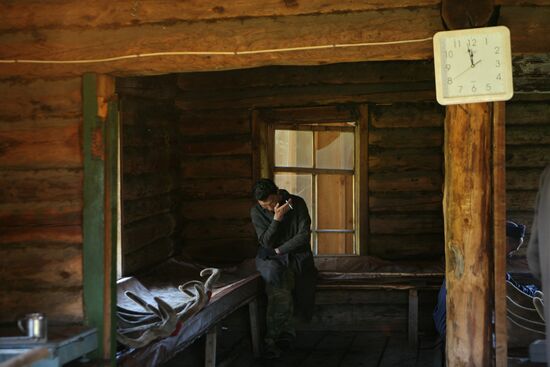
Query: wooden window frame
252 105 368 255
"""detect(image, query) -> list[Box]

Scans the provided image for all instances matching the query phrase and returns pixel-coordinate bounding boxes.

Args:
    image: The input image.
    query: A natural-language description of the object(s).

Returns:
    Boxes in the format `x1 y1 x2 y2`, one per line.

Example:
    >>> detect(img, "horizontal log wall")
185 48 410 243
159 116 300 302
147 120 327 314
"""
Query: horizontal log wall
117 76 180 275
368 103 445 259
177 62 443 261
0 77 83 323
506 101 550 241
178 109 257 264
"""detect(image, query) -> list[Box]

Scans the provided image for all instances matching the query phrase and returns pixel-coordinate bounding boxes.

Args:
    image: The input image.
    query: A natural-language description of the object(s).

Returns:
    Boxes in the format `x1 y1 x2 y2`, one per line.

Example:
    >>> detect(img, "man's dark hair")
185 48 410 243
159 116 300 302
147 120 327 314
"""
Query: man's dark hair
252 178 278 201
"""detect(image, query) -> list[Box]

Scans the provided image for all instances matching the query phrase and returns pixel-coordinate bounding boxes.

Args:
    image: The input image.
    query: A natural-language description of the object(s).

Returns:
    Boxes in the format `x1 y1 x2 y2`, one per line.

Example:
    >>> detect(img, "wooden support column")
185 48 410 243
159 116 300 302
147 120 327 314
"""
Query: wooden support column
444 103 493 366
83 73 118 362
492 102 507 367
441 1 508 366
248 298 261 358
205 326 217 367
408 289 419 349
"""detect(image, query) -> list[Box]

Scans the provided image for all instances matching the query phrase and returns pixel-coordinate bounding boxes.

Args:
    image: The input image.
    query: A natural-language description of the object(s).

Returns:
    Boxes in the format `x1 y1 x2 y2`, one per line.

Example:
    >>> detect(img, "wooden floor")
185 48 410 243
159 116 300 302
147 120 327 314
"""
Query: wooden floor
163 330 440 367
229 331 439 367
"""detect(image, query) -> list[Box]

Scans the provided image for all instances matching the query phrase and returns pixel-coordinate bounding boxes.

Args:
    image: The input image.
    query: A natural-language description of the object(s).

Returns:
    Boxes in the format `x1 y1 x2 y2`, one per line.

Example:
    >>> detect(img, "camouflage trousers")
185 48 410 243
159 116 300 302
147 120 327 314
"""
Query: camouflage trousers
265 267 296 343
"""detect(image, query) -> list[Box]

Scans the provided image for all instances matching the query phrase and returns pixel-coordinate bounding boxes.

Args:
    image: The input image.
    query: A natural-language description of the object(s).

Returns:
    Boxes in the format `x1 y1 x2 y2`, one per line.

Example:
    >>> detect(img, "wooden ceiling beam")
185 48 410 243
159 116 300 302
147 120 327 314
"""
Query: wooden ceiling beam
0 7 441 77
0 4 548 77
0 0 440 32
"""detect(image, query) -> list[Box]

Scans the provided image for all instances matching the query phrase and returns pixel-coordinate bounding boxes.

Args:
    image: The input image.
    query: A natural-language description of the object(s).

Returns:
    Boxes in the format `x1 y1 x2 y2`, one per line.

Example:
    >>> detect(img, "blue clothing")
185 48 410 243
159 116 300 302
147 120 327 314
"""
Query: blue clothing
505 273 539 297
433 280 447 336
432 274 539 337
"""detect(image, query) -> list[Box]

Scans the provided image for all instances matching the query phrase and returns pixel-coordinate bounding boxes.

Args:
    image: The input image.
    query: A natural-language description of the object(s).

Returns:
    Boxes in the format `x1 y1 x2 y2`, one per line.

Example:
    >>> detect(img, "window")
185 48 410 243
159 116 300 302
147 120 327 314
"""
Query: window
254 106 367 255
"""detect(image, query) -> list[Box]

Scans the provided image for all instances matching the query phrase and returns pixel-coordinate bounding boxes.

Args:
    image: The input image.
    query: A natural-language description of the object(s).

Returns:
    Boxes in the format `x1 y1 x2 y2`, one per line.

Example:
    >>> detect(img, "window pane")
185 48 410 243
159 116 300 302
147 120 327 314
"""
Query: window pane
317 233 354 255
275 130 313 168
317 174 354 230
315 131 354 170
274 173 312 215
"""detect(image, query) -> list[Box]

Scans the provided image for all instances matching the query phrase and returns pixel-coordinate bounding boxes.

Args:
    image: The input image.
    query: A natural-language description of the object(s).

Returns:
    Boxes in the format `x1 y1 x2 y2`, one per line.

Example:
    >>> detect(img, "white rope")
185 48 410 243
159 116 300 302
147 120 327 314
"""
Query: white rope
507 315 546 335
506 295 538 312
0 37 433 65
507 307 546 326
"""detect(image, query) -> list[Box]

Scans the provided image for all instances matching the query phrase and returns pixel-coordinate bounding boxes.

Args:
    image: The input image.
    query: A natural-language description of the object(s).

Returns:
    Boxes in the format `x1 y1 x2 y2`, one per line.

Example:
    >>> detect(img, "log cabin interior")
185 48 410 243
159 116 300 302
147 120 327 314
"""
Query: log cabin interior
1 1 549 366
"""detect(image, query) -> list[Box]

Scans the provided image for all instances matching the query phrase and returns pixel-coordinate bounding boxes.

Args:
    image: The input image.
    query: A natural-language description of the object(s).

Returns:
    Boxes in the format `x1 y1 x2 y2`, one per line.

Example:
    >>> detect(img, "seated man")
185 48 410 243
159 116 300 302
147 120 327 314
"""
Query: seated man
250 178 317 359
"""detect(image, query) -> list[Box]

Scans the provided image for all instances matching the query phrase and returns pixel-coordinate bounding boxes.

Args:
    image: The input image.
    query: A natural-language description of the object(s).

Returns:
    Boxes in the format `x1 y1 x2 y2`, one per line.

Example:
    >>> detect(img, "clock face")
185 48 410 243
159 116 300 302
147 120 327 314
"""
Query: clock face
433 26 514 105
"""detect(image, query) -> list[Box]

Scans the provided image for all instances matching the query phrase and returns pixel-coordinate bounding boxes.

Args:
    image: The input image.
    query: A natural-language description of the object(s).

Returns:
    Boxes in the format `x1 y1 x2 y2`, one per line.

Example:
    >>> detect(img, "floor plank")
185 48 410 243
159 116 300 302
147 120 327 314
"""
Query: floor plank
339 332 387 367
378 334 417 367
162 330 440 367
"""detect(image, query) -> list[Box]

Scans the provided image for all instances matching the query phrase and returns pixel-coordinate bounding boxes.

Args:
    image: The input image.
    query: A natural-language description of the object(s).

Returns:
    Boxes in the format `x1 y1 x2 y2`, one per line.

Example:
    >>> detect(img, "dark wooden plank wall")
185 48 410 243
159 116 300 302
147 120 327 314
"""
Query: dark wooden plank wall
176 63 445 261
117 76 181 275
506 101 550 236
174 65 550 261
178 109 257 264
368 103 445 259
0 77 84 323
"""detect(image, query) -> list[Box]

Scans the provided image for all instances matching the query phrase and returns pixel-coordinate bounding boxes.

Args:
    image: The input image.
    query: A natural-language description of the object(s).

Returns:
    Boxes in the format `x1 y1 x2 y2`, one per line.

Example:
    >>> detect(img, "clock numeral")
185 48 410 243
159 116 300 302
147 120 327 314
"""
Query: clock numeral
445 64 451 71
446 50 454 58
496 60 501 67
485 37 488 45
447 77 453 85
496 73 502 80
467 39 477 47
472 85 477 93
495 46 500 55
486 83 492 91
453 40 461 48
458 85 463 93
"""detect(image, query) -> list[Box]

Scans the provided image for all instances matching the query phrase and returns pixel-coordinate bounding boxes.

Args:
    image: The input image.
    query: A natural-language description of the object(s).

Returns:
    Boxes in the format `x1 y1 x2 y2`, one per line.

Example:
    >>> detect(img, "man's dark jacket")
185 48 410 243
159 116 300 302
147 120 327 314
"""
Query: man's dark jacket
250 190 317 320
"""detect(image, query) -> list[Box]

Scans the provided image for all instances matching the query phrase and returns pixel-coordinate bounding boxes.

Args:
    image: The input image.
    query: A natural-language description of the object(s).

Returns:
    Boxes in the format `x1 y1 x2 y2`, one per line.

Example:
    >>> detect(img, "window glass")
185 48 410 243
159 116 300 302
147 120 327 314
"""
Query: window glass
315 131 354 170
274 130 313 168
316 174 354 230
271 115 357 255
274 173 312 214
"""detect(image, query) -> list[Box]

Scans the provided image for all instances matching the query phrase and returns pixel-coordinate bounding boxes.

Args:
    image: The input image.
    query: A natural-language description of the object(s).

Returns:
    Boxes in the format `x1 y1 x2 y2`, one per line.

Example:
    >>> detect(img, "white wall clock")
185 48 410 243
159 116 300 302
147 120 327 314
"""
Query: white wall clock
433 25 514 105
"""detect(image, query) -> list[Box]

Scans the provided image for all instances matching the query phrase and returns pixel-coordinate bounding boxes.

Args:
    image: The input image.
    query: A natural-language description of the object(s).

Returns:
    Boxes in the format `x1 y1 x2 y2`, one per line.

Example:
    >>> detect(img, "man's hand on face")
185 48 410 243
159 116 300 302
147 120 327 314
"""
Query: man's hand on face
273 199 292 222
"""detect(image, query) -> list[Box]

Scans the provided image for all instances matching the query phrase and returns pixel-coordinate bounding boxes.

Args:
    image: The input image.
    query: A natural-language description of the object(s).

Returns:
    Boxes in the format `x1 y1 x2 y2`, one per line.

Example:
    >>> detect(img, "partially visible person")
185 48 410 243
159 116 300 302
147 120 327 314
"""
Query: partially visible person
250 178 317 359
432 220 538 366
505 221 540 297
527 165 550 360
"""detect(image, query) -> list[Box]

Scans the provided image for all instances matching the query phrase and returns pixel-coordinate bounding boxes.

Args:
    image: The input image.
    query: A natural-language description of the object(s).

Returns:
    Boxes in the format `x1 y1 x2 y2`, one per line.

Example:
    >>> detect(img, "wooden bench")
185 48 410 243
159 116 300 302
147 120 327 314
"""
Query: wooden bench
316 272 444 349
117 272 263 367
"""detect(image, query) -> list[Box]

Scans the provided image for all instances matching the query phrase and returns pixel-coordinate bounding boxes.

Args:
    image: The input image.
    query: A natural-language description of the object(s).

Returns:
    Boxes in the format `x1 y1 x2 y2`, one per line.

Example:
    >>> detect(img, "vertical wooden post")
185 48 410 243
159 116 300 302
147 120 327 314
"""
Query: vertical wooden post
444 103 493 366
408 289 419 349
357 105 369 256
248 298 261 358
83 73 118 363
492 102 507 367
205 326 217 367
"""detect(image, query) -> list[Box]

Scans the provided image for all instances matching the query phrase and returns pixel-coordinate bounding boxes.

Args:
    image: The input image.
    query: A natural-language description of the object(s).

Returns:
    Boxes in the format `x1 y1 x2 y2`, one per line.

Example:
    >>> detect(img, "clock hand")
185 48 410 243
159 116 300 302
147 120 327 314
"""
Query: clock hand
467 47 474 67
452 59 482 81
